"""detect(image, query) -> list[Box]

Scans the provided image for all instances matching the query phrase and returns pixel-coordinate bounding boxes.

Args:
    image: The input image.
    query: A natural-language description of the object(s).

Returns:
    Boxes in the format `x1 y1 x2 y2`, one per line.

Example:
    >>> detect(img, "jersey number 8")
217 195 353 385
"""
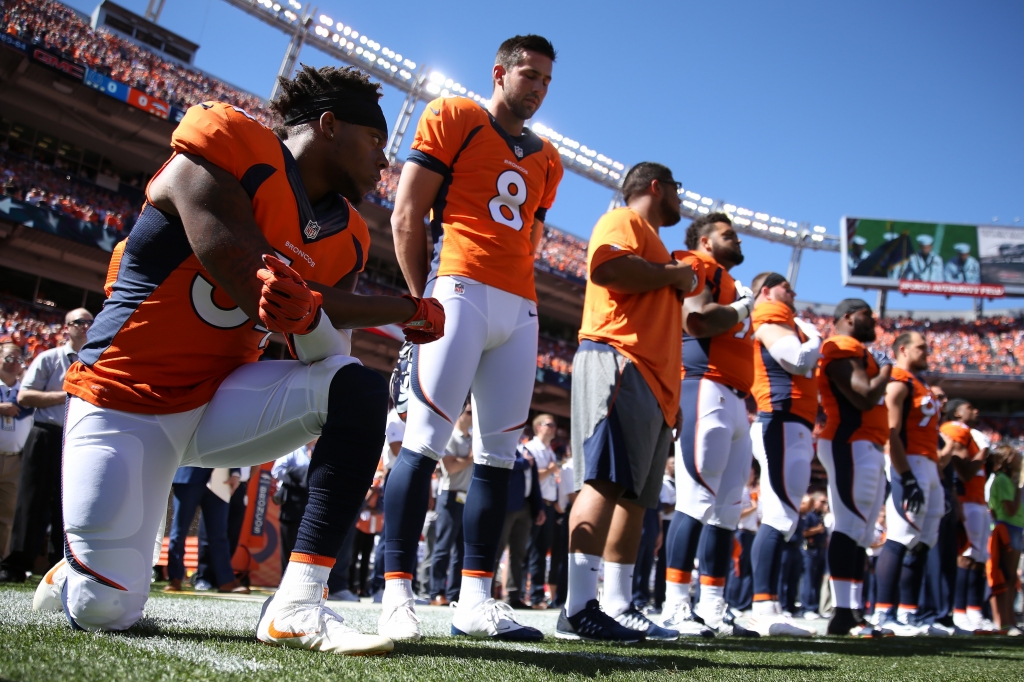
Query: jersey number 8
488 170 528 231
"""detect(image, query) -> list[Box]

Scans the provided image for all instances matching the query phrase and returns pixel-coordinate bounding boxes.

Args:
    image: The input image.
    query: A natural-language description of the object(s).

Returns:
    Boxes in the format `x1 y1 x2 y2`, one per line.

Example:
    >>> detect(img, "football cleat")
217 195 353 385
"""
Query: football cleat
660 601 715 637
555 600 643 643
925 622 954 636
694 595 760 636
451 599 543 641
32 559 68 612
828 607 886 637
257 582 393 655
877 617 925 637
377 597 422 641
613 606 679 641
747 607 814 638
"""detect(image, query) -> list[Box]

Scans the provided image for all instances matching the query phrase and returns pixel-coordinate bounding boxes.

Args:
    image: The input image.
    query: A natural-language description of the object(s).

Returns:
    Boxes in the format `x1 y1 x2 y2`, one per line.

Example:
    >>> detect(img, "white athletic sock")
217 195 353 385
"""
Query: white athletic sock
699 584 724 605
753 600 777 616
897 605 916 622
851 580 864 610
599 562 633 617
831 579 855 610
666 579 690 611
458 574 491 610
382 578 415 608
279 557 331 592
565 553 602 617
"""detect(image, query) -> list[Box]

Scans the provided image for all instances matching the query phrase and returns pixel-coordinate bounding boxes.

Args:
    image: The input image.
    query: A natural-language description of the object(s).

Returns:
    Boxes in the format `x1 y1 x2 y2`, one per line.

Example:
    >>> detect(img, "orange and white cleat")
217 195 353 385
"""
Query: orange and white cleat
257 582 393 656
32 559 68 612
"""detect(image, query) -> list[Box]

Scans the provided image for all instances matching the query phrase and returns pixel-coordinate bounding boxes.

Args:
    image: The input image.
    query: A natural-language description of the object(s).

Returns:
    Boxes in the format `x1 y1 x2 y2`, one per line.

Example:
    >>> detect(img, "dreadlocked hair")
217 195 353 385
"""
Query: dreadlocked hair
270 64 382 138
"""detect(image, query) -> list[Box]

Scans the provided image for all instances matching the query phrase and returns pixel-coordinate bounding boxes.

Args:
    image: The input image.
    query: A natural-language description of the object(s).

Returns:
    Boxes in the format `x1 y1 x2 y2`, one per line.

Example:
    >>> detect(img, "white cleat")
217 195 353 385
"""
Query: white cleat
450 599 543 641
32 559 67 612
377 597 422 641
878 617 925 637
747 611 814 638
925 622 954 636
257 582 393 655
660 601 715 637
694 595 728 630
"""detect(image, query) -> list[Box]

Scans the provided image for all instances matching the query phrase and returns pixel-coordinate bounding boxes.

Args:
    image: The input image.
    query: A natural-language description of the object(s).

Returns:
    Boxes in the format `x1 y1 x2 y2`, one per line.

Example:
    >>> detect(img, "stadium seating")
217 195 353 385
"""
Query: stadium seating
0 150 139 236
2 0 271 125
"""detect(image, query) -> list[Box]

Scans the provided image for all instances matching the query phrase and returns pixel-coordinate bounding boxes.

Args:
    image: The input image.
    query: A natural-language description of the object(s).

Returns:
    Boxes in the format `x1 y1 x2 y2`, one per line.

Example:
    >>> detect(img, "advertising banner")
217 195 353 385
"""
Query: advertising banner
231 463 282 587
84 68 130 102
841 216 1024 297
126 87 171 119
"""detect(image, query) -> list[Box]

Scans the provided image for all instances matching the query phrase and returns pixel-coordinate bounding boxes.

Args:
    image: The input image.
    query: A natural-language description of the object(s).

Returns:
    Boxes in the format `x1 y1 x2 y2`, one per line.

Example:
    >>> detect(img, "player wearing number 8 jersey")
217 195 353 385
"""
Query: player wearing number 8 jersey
382 35 563 642
662 213 756 636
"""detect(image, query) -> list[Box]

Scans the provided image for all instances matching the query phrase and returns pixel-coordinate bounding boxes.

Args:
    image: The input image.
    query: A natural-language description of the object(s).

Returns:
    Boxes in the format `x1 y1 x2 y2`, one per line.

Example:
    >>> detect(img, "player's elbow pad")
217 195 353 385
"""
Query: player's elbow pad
292 309 352 364
767 333 821 376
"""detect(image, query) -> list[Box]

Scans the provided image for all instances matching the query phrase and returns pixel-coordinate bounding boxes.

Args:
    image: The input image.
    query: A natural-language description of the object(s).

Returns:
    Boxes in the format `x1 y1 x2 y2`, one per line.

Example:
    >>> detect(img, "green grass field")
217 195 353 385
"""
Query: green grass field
2 581 1023 681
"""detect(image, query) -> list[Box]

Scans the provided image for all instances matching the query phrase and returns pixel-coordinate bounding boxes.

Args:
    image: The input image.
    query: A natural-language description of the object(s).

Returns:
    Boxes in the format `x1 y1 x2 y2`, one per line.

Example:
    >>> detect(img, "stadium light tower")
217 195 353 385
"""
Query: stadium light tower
218 0 844 285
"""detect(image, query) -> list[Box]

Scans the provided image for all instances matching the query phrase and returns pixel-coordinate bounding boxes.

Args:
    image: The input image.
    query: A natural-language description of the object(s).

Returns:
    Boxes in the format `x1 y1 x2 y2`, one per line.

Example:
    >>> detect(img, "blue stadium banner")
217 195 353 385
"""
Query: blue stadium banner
84 68 130 103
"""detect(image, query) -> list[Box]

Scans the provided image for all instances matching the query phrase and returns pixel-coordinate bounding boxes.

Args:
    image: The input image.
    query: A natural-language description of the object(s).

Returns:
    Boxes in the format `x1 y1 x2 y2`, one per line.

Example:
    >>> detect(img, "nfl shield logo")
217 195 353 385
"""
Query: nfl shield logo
303 220 320 240
514 145 524 159
454 282 465 294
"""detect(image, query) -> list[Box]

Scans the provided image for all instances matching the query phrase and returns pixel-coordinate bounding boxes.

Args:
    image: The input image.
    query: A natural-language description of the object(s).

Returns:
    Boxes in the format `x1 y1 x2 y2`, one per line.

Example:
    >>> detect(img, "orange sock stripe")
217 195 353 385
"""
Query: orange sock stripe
290 552 335 568
384 572 413 581
954 608 966 615
666 568 687 584
700 575 726 587
462 570 493 579
898 603 918 610
875 602 893 610
753 593 776 602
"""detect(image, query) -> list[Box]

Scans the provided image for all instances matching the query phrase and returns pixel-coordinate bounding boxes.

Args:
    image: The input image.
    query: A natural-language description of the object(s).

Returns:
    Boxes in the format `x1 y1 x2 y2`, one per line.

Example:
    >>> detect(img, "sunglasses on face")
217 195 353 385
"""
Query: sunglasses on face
659 179 682 191
68 319 92 328
3 355 24 365
540 422 556 428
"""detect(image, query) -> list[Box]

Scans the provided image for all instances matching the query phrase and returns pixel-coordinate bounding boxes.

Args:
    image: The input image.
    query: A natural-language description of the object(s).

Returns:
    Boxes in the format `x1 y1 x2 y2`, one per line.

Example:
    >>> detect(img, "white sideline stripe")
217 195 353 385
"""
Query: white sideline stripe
118 637 280 673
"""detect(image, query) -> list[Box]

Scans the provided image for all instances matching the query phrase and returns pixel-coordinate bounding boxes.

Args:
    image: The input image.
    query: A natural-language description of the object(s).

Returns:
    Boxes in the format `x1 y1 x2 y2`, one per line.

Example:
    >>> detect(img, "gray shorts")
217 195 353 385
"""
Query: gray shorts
571 340 672 509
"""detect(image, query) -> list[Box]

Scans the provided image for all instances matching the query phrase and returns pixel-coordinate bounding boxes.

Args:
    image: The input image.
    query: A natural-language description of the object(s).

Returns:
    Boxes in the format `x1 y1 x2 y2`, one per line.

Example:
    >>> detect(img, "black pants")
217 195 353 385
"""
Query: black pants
727 529 756 611
654 517 671 608
801 547 826 615
431 490 465 600
633 507 661 608
4 423 63 574
350 529 376 596
778 540 803 613
527 500 556 603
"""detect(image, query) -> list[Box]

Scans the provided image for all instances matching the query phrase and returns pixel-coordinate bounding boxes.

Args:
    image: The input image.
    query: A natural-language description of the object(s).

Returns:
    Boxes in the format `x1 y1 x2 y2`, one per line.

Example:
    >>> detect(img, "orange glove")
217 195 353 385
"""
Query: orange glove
400 295 445 344
670 250 706 299
256 254 323 335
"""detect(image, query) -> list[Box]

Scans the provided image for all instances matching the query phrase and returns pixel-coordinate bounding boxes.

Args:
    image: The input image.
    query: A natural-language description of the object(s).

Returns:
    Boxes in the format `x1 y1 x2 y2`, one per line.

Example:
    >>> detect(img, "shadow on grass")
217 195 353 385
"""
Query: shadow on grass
392 639 830 676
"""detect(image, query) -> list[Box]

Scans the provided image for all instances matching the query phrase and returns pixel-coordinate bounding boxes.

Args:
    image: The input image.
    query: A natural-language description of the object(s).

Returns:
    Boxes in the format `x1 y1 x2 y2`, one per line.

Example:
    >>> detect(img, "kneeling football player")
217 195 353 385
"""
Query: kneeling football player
33 65 444 656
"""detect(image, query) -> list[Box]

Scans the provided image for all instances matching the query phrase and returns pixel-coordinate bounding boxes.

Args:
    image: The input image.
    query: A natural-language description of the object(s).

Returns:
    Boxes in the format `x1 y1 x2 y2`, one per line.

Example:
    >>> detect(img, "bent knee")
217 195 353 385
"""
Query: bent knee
65 578 146 631
327 364 388 422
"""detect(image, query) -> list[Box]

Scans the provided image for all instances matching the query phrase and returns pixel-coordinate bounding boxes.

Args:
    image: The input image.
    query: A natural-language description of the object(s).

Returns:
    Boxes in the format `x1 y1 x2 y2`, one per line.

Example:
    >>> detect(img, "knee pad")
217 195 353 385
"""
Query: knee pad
64 574 145 631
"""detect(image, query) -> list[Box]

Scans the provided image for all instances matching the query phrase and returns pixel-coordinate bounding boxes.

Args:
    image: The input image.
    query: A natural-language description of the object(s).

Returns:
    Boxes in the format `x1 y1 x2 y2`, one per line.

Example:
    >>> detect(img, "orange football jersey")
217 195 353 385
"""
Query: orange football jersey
941 420 985 504
408 96 563 302
65 102 370 414
681 250 754 394
818 335 888 445
889 366 939 461
578 209 705 426
751 300 818 424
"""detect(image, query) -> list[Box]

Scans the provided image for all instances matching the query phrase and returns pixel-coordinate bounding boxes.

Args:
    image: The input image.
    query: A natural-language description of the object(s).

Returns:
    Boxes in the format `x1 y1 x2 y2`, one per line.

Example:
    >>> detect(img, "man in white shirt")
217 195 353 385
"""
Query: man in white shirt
0 344 33 557
524 414 559 608
2 308 92 583
431 405 473 605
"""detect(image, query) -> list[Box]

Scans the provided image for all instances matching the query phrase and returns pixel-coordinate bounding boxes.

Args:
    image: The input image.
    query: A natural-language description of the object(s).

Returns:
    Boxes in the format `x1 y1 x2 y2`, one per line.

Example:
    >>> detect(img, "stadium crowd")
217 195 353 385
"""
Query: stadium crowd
0 151 139 235
2 0 271 125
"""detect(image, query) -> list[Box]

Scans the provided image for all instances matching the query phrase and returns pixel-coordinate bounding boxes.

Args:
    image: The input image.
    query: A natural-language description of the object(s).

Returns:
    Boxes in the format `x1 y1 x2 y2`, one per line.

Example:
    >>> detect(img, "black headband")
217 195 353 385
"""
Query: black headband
760 272 788 291
283 92 388 135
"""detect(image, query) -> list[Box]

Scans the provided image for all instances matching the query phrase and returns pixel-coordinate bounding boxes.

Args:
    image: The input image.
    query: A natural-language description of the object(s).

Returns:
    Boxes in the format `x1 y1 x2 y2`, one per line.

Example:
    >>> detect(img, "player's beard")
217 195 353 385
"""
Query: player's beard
505 85 539 122
661 193 682 227
335 171 365 205
851 320 877 343
715 242 744 267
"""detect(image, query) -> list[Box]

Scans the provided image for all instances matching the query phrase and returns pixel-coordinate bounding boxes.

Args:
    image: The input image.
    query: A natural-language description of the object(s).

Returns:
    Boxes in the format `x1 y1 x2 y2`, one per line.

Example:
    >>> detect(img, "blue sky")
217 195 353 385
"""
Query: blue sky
68 0 1024 311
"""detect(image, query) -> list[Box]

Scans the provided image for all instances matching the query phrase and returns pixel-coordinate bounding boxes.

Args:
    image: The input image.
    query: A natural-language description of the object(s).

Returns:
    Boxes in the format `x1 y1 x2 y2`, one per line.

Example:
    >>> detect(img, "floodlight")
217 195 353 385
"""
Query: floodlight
755 212 769 221
319 14 332 25
343 26 351 35
430 71 446 84
425 82 441 95
272 3 280 10
723 204 737 212
813 225 826 233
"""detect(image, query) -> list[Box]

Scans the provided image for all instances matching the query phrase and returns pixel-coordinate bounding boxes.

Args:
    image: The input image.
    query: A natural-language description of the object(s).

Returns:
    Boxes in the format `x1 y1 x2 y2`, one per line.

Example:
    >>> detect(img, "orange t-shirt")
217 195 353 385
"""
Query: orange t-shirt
941 420 985 504
889 366 939 461
578 208 704 426
818 335 888 445
65 102 370 414
408 97 563 302
751 300 819 425
681 250 754 394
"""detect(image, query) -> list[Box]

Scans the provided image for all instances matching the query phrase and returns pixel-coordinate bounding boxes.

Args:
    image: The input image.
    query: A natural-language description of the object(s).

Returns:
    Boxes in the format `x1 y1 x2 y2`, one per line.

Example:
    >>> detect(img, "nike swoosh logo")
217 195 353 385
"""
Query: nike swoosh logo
267 619 315 639
430 107 440 115
528 311 538 317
